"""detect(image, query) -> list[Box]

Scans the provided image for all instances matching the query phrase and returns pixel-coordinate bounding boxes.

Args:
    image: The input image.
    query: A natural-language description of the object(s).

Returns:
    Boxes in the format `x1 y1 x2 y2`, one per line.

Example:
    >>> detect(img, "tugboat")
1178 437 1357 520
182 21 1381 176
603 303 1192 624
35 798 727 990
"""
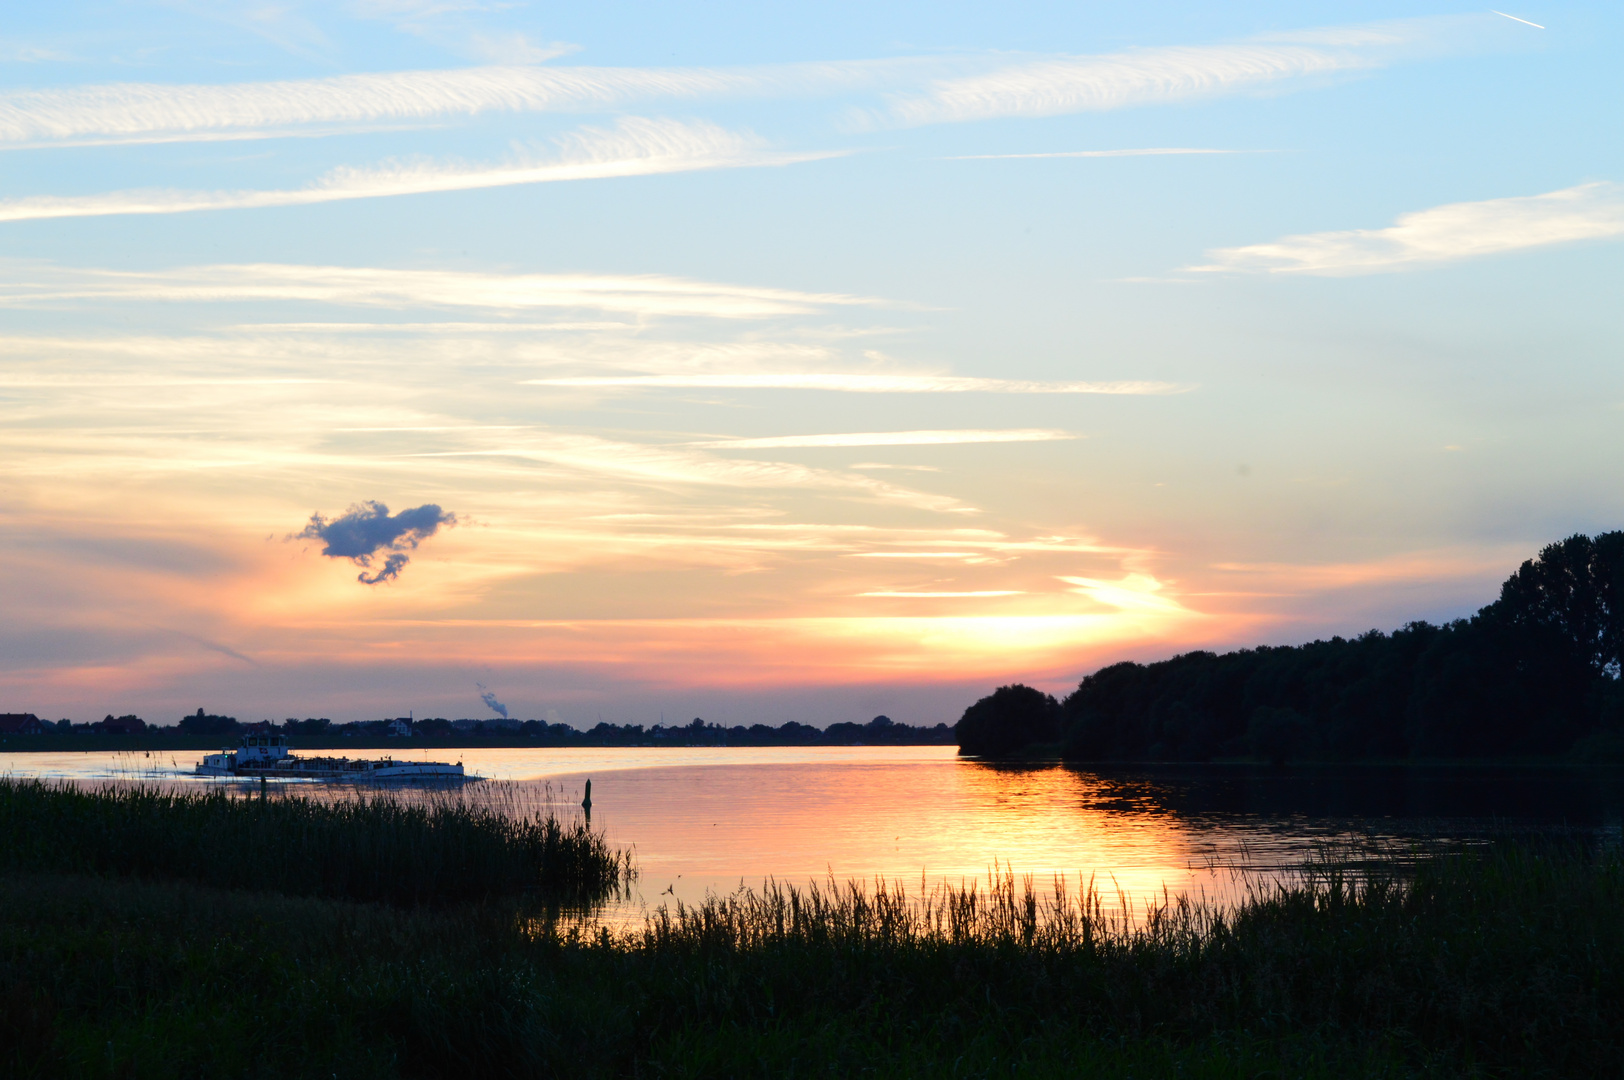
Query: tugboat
196 732 468 781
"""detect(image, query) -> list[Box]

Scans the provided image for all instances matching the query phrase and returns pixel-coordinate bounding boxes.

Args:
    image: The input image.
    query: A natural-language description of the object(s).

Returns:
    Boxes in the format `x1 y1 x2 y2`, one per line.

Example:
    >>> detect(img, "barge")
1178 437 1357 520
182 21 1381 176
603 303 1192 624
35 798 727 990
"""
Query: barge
196 732 468 781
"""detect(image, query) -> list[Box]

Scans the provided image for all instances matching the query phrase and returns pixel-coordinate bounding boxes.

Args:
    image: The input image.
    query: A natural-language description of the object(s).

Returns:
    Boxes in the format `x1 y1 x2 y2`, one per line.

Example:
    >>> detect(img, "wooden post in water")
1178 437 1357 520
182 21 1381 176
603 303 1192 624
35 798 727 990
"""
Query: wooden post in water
582 777 592 823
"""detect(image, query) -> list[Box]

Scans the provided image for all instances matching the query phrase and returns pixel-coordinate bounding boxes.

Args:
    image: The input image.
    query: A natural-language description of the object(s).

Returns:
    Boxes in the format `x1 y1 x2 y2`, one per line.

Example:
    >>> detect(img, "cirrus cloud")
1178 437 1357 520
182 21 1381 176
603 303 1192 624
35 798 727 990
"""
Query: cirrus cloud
0 117 837 224
688 428 1076 449
0 257 882 319
526 374 1188 394
1190 182 1624 275
878 17 1475 127
0 59 933 147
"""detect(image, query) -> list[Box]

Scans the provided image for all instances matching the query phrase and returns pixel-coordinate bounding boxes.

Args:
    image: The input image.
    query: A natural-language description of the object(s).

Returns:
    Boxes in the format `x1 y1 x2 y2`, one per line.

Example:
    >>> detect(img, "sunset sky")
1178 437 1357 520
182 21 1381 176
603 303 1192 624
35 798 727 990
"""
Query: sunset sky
3 2 1621 726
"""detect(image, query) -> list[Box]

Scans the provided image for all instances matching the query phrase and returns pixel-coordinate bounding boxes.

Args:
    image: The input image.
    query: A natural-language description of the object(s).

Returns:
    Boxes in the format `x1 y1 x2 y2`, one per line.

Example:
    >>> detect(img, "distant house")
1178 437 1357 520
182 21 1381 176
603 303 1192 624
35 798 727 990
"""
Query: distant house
95 714 147 735
387 717 412 737
0 713 45 736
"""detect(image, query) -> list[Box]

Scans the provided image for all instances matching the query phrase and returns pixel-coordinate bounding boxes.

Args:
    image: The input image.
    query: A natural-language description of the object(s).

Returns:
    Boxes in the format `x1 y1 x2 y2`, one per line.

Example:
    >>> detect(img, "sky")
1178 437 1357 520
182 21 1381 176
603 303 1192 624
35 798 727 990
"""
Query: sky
2 1 1621 727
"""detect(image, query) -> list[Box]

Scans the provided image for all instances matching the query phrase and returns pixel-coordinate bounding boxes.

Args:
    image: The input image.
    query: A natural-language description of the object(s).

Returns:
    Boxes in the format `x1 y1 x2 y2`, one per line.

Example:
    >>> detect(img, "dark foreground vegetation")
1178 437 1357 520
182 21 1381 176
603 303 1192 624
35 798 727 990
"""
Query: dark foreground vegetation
0 779 631 908
2 832 1621 1077
960 531 1624 762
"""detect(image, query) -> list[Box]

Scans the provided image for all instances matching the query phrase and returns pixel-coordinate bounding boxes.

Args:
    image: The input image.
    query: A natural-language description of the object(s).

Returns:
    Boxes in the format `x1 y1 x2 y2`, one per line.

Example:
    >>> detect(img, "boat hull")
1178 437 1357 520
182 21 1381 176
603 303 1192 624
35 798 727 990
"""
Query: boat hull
248 763 467 780
194 758 468 781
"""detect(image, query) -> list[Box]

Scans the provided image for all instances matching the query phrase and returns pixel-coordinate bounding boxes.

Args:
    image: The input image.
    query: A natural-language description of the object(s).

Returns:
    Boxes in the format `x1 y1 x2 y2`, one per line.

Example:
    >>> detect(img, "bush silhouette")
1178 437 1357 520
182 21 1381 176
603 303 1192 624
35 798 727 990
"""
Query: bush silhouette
956 684 1060 757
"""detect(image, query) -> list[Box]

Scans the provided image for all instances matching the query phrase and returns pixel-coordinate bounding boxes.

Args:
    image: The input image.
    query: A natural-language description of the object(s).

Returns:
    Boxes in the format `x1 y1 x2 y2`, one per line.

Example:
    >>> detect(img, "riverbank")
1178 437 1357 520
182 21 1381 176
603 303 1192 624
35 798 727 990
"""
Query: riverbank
0 779 631 907
961 750 1624 768
0 729 956 753
2 823 1619 1077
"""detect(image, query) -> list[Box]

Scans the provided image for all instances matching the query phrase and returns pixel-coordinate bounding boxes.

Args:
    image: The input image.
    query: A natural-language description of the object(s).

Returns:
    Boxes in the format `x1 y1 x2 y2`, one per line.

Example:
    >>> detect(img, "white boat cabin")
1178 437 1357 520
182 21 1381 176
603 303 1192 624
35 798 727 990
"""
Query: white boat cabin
238 732 290 765
200 732 290 774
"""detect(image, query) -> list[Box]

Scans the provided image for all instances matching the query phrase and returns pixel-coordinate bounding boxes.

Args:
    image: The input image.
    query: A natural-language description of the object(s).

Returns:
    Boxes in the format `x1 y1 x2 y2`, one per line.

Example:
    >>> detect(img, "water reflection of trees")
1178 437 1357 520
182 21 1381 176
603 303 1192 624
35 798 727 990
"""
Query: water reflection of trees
1053 764 1624 826
958 757 1624 886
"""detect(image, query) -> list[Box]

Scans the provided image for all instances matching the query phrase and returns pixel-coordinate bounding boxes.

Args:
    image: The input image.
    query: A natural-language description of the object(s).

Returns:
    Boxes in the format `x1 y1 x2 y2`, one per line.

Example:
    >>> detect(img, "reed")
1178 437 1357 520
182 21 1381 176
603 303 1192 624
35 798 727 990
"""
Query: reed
2 835 1621 1077
522 838 1624 1076
0 778 633 907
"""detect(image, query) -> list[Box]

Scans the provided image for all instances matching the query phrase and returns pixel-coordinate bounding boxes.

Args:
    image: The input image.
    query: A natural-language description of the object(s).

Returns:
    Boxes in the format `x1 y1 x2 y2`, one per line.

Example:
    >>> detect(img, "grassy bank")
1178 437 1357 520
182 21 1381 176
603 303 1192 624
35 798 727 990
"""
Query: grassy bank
2 833 1622 1077
0 779 632 907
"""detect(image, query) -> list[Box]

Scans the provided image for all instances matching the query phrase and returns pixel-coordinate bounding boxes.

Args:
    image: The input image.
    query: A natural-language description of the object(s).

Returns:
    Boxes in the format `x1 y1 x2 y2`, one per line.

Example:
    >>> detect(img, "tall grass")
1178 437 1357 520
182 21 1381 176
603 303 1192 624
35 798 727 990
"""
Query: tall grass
0 778 633 907
2 835 1622 1076
597 838 1624 1077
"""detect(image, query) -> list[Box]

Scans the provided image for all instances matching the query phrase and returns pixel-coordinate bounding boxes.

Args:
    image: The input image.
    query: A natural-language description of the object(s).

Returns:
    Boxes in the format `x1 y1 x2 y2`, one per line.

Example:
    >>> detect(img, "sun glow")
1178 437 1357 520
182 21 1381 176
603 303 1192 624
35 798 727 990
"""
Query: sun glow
0 5 1582 724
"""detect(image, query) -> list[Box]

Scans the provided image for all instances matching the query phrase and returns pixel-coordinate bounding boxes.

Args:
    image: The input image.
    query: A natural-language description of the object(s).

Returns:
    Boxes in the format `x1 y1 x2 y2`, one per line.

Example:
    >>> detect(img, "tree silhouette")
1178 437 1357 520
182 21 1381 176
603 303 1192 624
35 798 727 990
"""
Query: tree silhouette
955 532 1624 763
956 684 1061 757
1486 531 1624 676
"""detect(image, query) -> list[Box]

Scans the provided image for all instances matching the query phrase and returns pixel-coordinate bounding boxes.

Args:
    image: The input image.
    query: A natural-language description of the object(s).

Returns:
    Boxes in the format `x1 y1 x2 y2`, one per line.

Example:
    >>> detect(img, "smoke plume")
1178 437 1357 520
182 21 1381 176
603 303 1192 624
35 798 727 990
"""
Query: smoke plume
477 683 510 719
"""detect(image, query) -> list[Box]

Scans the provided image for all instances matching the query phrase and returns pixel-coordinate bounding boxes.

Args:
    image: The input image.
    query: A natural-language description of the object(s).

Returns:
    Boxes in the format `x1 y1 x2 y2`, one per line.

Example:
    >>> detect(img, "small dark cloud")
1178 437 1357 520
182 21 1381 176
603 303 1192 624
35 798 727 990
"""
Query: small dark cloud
295 500 455 585
359 552 410 586
477 682 510 719
159 627 257 665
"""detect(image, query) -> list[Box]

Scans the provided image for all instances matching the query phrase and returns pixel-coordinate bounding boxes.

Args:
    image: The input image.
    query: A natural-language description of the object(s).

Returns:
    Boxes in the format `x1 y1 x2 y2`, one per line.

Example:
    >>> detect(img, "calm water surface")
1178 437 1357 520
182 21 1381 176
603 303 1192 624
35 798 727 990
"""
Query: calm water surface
6 746 1623 915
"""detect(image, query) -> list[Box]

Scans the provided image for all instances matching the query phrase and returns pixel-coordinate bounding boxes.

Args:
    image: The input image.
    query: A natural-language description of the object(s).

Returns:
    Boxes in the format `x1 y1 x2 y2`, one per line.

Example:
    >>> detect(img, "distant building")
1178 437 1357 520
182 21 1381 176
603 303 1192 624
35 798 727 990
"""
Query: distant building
387 717 412 737
0 713 45 736
94 714 147 735
449 717 520 732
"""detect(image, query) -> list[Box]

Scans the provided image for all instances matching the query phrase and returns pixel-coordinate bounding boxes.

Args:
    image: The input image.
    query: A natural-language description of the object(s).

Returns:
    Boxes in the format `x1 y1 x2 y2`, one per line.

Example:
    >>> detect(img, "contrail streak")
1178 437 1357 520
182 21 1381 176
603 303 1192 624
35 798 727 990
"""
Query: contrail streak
1490 10 1545 29
945 148 1252 160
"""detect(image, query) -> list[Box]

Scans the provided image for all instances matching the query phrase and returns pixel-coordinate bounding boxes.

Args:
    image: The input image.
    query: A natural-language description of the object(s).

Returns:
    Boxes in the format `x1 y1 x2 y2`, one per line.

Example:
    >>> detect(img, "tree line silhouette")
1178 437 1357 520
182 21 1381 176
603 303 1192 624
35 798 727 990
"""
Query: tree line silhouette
958 532 1624 762
2 710 954 748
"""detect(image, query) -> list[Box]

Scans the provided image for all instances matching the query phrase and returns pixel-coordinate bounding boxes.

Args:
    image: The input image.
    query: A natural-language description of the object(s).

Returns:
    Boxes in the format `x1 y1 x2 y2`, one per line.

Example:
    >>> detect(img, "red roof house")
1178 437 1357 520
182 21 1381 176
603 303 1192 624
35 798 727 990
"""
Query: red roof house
0 713 46 735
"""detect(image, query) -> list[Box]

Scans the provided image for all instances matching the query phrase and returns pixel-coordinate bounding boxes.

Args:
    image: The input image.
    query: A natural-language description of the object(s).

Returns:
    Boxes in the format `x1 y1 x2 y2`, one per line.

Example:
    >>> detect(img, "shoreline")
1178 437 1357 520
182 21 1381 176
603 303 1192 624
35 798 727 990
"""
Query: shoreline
6 736 1620 771
3 836 1619 1076
0 733 956 753
963 751 1624 769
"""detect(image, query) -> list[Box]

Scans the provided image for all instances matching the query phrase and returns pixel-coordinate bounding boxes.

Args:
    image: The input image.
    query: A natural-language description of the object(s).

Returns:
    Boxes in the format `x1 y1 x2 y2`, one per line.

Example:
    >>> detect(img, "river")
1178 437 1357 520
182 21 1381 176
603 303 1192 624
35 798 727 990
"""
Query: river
5 746 1622 916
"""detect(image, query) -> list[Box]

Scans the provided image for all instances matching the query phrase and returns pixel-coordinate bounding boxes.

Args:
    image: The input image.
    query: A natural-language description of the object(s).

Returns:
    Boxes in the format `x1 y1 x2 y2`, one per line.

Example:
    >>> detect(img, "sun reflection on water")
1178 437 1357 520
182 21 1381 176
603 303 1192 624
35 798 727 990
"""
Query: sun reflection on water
6 745 1619 925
